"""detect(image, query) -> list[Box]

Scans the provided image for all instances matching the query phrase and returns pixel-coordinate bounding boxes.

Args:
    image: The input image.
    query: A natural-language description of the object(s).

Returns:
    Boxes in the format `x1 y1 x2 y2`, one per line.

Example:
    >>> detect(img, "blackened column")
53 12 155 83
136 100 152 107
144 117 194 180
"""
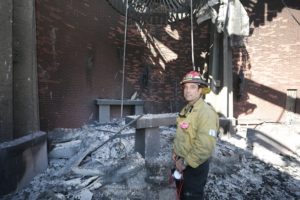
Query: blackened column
0 0 13 142
13 0 39 137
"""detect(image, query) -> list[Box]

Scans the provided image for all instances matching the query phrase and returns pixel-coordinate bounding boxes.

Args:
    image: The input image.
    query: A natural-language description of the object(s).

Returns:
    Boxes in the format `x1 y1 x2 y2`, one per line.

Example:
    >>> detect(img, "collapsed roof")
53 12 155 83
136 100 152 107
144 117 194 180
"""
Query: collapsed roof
106 0 249 36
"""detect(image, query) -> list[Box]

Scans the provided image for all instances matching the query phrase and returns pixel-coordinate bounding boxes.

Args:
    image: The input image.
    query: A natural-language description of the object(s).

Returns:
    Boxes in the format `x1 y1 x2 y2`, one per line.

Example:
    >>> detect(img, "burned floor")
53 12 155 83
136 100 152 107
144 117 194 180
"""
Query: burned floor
1 119 300 200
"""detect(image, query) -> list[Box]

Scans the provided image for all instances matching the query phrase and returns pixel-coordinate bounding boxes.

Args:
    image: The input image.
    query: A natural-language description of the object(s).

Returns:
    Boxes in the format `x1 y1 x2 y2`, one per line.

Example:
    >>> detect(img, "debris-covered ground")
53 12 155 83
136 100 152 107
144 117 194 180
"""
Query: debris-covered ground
2 118 300 200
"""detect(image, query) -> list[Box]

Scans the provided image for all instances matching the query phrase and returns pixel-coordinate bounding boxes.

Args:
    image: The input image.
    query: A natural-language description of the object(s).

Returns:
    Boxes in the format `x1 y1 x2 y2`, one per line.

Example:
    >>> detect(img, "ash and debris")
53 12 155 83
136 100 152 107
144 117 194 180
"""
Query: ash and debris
1 118 300 200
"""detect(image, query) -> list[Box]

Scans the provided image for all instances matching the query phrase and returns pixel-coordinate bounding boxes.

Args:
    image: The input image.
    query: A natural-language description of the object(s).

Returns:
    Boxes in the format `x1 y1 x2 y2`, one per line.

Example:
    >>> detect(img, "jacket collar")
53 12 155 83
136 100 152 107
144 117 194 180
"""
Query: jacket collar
188 97 204 109
179 98 204 118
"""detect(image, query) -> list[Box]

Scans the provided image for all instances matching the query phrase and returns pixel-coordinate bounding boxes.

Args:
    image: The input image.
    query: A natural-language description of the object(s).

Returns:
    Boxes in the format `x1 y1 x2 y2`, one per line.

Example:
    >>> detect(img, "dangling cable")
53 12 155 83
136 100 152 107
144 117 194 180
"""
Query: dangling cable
190 0 195 71
121 0 129 119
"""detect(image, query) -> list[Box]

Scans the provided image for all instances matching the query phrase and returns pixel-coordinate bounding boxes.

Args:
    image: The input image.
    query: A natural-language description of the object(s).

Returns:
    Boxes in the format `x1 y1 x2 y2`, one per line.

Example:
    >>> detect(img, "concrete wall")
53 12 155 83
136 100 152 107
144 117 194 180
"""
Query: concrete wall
36 0 211 130
233 0 300 123
0 0 13 141
0 131 47 195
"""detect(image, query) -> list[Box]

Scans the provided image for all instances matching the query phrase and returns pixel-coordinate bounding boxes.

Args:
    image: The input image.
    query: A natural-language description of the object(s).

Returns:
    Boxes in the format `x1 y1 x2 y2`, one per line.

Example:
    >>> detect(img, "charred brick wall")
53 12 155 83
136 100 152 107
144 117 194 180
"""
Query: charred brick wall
36 0 211 130
110 21 211 114
232 0 300 123
36 0 129 130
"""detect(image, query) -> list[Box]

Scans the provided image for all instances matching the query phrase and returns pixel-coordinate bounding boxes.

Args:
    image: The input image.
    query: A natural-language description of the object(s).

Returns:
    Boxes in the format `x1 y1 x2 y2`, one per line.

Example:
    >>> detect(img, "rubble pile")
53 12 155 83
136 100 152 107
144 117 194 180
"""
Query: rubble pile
1 120 300 200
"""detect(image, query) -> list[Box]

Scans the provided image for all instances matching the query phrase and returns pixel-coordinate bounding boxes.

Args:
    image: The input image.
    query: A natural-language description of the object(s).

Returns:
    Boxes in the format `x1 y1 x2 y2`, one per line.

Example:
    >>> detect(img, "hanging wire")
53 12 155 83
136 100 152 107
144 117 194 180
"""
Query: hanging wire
190 0 195 71
120 0 129 119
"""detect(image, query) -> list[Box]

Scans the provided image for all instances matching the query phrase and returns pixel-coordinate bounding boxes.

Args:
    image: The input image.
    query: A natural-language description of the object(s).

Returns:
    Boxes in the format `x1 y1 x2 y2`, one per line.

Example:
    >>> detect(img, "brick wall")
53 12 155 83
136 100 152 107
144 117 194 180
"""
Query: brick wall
111 21 210 114
233 0 300 123
36 0 211 130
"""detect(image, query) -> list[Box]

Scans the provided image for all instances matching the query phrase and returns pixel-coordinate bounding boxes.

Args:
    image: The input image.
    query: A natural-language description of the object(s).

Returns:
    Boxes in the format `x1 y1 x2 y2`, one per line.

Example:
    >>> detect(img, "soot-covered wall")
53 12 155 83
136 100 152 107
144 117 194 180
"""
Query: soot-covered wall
36 0 211 130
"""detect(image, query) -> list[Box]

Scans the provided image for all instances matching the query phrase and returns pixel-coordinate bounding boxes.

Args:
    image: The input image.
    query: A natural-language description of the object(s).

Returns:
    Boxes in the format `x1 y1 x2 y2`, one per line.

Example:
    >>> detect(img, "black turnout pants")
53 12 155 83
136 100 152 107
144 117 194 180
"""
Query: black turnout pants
179 159 210 200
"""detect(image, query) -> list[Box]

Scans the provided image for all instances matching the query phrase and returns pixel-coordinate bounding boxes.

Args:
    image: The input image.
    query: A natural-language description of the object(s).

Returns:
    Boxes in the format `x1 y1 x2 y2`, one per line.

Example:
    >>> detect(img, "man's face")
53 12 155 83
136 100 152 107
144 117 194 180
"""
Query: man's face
183 82 202 103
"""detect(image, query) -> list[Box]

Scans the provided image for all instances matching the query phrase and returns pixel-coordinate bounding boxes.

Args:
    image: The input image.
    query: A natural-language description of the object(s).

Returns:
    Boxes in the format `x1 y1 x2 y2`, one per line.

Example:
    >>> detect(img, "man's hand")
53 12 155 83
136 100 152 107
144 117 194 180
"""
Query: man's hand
175 158 186 172
172 152 177 162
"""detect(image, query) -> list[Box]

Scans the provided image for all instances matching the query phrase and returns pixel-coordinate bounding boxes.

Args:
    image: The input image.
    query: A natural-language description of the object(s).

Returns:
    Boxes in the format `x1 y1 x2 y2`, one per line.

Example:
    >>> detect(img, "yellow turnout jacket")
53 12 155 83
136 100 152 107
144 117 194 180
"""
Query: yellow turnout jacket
173 98 219 168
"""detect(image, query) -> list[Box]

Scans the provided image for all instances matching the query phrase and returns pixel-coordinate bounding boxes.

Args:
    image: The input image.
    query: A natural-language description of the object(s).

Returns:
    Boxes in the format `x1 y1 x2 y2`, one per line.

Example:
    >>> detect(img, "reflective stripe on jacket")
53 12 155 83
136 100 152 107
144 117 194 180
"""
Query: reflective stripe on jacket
173 98 219 168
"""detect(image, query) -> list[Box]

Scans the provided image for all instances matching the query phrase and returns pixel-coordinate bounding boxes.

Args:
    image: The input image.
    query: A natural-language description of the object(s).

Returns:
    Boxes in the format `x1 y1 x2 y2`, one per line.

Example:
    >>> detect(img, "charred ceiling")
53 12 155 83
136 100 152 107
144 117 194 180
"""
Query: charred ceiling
106 0 212 24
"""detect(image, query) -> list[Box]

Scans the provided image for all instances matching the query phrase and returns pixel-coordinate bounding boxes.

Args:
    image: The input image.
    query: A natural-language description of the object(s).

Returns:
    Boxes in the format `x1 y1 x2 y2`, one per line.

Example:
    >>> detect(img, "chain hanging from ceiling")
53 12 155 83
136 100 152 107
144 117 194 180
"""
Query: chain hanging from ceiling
106 0 210 24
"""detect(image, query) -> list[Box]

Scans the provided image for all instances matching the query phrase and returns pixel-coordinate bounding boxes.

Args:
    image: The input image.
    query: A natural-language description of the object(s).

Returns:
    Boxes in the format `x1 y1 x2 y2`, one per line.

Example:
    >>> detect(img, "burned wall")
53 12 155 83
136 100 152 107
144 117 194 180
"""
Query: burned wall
232 0 300 123
36 0 211 130
1 0 39 141
111 21 211 114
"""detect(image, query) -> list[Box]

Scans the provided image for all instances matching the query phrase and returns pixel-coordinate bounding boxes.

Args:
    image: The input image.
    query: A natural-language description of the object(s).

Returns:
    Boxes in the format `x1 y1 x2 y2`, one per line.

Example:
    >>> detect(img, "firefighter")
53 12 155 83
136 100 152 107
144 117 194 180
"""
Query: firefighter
172 70 219 200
